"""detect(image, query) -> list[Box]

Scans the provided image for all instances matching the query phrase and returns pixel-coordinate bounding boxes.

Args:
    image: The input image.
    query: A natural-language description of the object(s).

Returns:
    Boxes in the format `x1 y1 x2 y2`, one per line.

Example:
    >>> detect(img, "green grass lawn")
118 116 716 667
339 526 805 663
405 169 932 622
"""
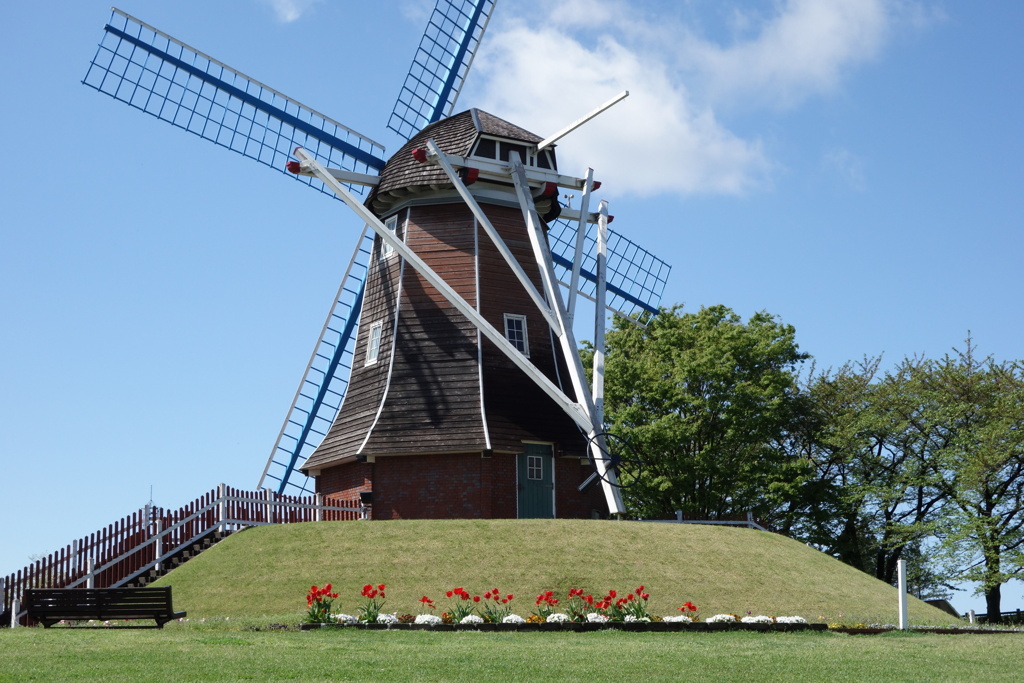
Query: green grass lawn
4 520 1015 681
151 519 955 625
2 625 1022 682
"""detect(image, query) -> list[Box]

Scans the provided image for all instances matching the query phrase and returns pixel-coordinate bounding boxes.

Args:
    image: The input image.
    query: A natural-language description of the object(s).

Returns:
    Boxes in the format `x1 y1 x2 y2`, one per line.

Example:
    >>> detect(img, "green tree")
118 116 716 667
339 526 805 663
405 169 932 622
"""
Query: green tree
913 341 1024 620
589 305 811 521
800 358 949 590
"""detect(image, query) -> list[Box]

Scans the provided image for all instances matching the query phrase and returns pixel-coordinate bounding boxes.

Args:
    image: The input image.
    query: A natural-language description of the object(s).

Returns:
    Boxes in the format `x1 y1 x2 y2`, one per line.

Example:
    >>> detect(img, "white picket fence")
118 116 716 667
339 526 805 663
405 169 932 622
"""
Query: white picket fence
2 484 365 627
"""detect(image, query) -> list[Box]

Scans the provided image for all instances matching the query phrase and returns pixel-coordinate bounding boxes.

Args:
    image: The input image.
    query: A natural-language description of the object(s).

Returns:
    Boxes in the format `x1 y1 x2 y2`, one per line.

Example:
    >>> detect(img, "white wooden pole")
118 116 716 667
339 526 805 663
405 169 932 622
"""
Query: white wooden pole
537 91 629 151
968 609 975 624
592 201 609 428
509 157 625 515
86 557 96 590
155 519 163 574
218 483 227 534
10 598 19 628
265 488 274 525
315 493 323 523
566 168 594 325
897 558 909 630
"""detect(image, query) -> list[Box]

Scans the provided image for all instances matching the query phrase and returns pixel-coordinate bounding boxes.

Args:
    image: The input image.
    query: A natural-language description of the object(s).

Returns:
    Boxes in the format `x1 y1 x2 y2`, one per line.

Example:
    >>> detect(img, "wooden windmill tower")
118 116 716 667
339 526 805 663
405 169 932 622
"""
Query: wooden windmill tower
301 110 602 518
83 2 670 519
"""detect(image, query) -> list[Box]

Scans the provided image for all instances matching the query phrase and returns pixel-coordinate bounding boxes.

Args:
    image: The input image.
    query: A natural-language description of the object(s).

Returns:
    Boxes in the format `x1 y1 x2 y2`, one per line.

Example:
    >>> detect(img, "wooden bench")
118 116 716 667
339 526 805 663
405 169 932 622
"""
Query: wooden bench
24 586 186 628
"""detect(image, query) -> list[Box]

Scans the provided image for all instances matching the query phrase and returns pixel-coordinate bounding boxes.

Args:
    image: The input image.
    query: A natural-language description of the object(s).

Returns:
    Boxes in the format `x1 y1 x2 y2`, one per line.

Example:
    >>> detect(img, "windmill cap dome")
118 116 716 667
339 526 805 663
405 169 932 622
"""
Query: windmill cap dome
368 109 556 217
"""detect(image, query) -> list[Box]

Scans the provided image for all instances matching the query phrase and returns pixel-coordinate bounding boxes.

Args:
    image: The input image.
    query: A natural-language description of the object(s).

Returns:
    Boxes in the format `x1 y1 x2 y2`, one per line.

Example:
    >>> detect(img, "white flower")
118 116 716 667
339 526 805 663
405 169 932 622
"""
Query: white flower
460 615 485 625
706 614 738 623
502 614 526 624
546 613 571 623
376 613 398 625
663 615 694 623
776 616 808 624
624 615 651 623
414 614 442 625
742 615 775 624
586 613 609 623
333 613 358 624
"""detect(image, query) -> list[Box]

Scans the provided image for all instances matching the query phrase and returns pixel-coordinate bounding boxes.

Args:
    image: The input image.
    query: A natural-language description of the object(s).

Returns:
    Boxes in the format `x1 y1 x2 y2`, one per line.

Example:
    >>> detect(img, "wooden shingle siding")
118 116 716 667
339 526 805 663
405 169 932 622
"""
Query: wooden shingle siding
360 204 485 455
301 212 407 470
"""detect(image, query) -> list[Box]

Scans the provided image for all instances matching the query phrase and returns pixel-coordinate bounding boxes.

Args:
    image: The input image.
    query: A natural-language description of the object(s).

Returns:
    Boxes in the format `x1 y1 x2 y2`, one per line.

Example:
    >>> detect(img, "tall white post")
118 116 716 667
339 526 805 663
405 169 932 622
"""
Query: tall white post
592 201 609 429
10 598 19 628
315 493 323 523
86 557 96 590
265 488 274 525
897 558 909 630
154 519 163 574
218 483 227 534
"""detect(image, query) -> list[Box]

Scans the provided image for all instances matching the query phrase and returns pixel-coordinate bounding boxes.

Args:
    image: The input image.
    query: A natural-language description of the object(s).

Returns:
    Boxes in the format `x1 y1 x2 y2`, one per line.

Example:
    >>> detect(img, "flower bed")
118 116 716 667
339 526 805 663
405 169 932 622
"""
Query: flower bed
299 580 825 633
298 621 829 632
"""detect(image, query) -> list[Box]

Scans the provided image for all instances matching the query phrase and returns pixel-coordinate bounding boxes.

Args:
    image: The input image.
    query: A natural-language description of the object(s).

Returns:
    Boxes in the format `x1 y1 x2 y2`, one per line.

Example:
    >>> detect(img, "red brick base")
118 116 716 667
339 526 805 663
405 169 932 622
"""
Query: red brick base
315 452 606 519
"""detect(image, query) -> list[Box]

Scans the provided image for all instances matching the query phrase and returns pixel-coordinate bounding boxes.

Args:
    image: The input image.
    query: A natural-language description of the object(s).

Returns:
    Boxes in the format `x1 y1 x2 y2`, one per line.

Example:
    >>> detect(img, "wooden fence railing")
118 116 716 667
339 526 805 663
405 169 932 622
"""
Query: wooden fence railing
1 484 363 626
647 511 772 532
975 609 1024 625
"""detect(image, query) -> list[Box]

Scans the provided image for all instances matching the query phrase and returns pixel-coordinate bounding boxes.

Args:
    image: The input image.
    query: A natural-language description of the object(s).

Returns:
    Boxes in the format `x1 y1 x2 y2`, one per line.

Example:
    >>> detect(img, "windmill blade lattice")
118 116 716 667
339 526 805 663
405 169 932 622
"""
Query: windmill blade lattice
547 217 671 320
388 0 497 140
259 228 377 496
83 8 386 197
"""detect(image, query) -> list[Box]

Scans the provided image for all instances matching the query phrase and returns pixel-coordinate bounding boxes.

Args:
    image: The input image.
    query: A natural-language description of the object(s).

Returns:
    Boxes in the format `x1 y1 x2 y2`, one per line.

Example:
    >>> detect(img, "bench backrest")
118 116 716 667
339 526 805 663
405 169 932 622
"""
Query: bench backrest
24 587 177 619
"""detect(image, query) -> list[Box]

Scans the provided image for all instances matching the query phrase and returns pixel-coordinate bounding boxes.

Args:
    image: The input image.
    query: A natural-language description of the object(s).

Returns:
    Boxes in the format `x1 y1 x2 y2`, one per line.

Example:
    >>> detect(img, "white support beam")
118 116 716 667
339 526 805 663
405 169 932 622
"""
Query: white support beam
293 147 594 433
537 91 629 151
290 165 380 187
508 153 626 515
420 149 592 191
566 168 594 325
425 138 559 331
592 201 609 428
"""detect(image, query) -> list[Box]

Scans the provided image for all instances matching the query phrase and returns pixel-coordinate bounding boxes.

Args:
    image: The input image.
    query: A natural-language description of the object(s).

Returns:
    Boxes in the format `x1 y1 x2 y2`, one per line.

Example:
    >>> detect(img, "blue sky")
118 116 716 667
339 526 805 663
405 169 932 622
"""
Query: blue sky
1 1 1021 616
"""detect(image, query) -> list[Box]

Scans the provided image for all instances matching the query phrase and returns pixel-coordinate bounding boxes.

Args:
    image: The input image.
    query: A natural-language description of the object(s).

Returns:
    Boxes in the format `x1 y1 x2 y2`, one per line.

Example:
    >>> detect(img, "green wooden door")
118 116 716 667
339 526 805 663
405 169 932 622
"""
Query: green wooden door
517 443 554 518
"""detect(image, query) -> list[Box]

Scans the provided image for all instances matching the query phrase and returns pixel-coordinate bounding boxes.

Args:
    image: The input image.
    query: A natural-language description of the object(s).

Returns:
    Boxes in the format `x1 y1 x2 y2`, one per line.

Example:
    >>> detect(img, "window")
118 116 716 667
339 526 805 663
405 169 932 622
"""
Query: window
380 215 398 260
365 321 384 365
470 138 555 170
527 455 543 480
503 314 529 357
472 137 496 159
499 142 529 163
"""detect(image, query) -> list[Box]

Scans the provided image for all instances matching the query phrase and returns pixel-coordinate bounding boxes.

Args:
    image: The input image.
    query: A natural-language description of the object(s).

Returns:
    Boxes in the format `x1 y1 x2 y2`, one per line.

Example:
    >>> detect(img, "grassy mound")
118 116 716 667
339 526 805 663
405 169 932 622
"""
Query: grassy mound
153 519 952 625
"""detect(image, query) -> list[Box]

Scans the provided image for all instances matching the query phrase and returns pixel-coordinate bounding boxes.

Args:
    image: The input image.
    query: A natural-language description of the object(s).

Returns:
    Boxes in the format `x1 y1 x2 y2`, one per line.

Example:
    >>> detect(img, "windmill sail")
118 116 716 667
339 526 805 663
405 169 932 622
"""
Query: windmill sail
83 8 386 194
388 0 497 140
258 228 377 495
547 217 671 321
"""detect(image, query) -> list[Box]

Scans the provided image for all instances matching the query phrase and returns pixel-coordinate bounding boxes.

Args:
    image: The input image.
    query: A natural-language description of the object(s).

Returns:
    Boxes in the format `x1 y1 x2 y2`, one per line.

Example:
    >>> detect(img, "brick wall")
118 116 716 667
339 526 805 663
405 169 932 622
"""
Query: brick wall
316 453 608 519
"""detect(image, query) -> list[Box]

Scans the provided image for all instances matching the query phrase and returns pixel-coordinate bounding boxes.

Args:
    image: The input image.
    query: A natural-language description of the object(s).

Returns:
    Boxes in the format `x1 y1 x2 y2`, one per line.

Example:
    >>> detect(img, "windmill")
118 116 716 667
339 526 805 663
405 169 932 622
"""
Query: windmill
83 2 670 517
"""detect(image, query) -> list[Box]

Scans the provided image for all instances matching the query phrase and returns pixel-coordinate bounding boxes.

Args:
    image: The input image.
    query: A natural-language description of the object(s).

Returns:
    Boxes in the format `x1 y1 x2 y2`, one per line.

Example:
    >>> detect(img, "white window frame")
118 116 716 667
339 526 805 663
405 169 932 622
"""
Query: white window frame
365 321 384 366
380 215 398 260
527 454 543 480
503 313 529 357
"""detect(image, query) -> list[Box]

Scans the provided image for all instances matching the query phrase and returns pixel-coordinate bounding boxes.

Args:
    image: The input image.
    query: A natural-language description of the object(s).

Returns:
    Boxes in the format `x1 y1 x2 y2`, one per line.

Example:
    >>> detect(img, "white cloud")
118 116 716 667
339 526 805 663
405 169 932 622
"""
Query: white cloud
265 0 322 23
464 0 930 199
469 23 770 198
684 0 891 108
